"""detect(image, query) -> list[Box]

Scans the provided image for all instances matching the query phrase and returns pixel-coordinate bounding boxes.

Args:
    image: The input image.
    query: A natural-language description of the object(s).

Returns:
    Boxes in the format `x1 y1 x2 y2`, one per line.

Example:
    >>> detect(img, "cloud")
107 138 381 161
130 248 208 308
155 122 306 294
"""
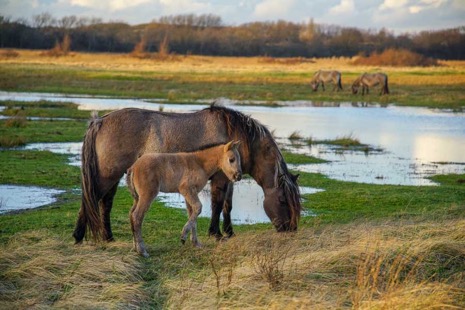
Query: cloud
329 0 355 15
253 0 297 20
379 0 409 11
68 0 151 11
408 0 447 14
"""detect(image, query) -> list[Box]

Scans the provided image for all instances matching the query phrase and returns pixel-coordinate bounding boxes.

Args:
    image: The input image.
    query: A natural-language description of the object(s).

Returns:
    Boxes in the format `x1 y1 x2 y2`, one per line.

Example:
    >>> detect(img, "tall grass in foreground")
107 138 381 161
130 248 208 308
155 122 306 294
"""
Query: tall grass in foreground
1 210 464 308
165 215 465 309
0 230 147 309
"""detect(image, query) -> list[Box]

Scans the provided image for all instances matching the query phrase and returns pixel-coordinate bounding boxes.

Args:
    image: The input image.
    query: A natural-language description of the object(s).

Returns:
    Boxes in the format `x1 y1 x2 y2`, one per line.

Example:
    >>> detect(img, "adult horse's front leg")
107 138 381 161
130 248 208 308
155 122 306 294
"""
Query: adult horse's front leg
222 182 235 238
208 173 230 239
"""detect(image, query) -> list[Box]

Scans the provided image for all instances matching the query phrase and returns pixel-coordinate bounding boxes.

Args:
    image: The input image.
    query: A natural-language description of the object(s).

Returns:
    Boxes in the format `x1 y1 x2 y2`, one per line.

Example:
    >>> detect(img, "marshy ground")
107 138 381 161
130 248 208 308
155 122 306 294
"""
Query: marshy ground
0 51 464 309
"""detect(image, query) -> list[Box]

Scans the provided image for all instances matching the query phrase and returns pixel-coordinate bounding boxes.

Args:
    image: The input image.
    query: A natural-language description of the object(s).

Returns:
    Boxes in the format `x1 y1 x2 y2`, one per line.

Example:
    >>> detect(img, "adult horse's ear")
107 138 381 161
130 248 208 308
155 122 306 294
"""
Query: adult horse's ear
233 140 241 149
291 173 300 182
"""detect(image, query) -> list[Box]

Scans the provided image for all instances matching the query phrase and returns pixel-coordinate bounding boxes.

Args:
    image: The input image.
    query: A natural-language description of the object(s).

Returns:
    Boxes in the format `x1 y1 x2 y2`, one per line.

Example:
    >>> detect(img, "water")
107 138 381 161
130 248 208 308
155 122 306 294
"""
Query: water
2 91 464 185
1 92 465 217
0 185 64 214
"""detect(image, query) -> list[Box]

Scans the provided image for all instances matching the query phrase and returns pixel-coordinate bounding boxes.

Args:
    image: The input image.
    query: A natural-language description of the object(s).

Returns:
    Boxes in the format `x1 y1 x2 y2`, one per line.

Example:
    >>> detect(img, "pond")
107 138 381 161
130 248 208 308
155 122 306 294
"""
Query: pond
3 91 464 186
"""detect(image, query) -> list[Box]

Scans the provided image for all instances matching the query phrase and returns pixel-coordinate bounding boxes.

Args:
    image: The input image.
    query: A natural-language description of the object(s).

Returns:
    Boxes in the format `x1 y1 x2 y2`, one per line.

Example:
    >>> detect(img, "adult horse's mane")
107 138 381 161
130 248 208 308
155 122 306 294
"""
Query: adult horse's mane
206 104 301 228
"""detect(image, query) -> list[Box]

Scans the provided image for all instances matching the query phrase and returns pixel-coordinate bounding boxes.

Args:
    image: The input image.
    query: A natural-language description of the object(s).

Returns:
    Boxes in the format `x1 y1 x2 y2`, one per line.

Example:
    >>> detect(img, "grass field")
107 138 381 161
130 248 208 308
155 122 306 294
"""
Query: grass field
1 50 465 109
1 57 465 309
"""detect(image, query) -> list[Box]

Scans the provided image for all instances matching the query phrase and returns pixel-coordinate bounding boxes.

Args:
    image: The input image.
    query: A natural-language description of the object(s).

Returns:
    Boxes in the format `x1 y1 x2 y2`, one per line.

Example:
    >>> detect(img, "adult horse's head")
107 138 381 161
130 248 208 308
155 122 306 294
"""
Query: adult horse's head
253 135 301 231
310 81 318 92
351 81 360 94
209 105 301 232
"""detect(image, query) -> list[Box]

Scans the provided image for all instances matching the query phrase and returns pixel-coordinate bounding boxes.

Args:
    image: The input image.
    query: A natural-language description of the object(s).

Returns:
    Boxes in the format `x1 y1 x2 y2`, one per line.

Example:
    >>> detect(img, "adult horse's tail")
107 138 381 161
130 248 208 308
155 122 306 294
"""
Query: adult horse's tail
384 75 390 94
338 76 343 91
73 113 103 243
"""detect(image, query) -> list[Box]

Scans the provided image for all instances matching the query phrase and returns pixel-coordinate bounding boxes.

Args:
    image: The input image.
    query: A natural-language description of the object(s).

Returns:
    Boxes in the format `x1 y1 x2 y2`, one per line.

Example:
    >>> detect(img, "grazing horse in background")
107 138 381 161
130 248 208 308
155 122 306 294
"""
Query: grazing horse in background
126 141 242 257
352 73 390 95
310 70 343 92
73 105 301 244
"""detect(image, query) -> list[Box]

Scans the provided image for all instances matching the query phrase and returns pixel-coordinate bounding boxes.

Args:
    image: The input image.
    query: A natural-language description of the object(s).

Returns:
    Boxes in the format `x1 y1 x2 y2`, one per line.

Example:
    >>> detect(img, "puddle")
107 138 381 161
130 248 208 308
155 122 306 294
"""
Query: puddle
287 143 464 186
20 142 82 166
156 179 322 224
0 185 64 214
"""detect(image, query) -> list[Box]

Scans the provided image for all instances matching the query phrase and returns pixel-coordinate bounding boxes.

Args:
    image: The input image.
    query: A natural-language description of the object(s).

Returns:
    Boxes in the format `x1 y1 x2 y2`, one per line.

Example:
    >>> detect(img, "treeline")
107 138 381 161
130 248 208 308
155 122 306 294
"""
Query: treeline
1 13 464 59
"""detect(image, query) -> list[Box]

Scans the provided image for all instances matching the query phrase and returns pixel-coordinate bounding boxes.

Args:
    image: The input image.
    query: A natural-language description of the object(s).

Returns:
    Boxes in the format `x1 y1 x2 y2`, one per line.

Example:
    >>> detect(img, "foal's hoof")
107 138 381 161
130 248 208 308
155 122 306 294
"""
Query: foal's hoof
180 238 186 245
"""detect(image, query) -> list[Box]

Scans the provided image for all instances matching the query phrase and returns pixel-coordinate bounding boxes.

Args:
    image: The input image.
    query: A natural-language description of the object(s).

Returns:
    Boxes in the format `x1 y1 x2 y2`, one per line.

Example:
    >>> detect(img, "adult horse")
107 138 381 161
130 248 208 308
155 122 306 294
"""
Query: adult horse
310 70 343 92
73 105 301 243
352 73 389 95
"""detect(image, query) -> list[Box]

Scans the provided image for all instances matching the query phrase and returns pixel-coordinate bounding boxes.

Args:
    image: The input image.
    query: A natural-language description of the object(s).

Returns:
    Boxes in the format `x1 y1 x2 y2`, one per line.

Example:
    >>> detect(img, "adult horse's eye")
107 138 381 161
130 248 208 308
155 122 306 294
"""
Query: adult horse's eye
229 157 235 163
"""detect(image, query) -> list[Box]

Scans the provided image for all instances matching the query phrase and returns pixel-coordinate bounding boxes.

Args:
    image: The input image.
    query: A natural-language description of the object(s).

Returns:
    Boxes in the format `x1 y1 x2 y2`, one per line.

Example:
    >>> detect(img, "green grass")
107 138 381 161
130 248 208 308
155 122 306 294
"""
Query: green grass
0 101 464 308
1 64 464 109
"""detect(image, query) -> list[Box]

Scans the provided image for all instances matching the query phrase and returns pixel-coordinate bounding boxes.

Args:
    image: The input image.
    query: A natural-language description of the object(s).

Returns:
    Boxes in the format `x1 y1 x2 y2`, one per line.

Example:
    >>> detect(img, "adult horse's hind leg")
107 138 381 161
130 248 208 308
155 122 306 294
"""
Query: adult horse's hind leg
208 173 229 239
222 182 235 238
73 203 90 244
101 183 118 241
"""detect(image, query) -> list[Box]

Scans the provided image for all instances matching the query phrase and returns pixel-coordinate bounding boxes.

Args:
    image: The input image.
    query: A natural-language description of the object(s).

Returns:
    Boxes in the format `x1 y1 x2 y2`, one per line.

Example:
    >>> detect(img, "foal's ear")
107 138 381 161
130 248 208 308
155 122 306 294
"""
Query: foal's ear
224 141 233 152
224 140 241 152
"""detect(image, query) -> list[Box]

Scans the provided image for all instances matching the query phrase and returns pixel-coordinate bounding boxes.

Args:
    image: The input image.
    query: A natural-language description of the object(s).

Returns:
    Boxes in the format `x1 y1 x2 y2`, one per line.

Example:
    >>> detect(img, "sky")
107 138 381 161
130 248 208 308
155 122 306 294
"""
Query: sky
1 0 465 33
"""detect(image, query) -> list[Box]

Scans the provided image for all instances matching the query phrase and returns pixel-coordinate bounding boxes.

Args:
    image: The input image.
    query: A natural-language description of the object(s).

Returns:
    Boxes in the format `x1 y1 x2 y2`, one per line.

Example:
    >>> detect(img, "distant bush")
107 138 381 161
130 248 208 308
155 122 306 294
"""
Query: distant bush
130 35 179 61
0 49 19 59
353 48 439 67
42 34 72 57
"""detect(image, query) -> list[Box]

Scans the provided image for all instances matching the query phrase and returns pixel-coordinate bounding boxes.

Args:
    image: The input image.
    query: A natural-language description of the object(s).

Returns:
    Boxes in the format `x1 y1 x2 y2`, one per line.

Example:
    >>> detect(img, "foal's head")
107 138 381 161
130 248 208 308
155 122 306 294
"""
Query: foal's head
220 140 242 182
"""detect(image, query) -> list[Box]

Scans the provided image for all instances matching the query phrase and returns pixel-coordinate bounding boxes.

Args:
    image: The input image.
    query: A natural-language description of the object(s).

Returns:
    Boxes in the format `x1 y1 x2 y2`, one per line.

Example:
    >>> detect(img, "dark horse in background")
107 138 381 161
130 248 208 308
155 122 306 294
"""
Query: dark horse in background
352 72 390 95
73 105 301 243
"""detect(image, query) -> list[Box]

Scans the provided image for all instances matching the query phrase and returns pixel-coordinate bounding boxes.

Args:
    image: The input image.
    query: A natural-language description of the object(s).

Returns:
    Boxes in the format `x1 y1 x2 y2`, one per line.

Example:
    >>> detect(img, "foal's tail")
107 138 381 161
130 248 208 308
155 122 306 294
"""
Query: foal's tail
126 167 138 200
73 113 104 243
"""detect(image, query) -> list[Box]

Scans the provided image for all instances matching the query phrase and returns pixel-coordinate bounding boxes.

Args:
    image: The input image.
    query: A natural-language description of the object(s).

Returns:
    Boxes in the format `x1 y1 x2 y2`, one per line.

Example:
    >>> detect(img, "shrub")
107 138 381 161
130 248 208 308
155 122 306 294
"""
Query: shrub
353 48 438 67
0 49 19 59
42 34 72 57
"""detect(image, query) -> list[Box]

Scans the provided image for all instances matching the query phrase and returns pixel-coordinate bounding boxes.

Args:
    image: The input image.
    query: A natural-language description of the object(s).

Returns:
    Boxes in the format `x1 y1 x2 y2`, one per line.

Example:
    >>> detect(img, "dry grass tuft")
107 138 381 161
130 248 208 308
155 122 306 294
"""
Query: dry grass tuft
0 230 148 309
165 217 465 309
259 56 315 65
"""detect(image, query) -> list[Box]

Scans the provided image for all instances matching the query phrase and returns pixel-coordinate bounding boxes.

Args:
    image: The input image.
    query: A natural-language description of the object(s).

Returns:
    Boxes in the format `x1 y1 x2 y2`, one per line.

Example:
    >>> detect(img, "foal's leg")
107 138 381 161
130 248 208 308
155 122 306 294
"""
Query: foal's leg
321 82 325 91
130 190 157 257
181 190 203 247
208 173 230 239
